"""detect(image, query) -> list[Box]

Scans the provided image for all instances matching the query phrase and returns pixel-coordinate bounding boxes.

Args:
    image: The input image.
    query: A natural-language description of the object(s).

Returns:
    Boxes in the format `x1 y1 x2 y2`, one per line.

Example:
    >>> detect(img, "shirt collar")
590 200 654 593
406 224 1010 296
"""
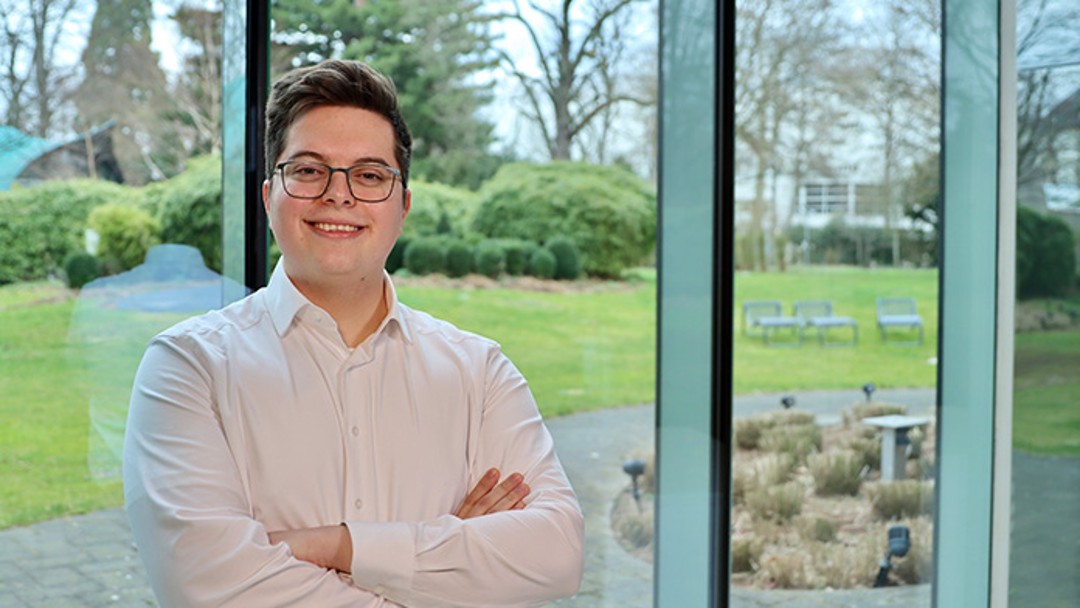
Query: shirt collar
264 259 413 344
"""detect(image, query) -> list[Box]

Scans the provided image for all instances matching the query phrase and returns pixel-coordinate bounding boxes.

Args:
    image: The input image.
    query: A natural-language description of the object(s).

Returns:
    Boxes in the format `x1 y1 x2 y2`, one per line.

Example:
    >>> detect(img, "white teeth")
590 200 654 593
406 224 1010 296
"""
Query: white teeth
312 222 361 232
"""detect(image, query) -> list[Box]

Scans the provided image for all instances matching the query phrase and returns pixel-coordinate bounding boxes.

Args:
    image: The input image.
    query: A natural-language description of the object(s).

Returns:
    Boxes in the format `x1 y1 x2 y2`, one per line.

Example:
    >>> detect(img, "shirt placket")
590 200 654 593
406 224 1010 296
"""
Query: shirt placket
341 344 375 520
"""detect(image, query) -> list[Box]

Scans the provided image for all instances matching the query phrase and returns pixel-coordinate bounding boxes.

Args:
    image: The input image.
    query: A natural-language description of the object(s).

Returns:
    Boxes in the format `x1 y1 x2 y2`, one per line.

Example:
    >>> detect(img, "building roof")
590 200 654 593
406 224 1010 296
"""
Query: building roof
0 121 116 190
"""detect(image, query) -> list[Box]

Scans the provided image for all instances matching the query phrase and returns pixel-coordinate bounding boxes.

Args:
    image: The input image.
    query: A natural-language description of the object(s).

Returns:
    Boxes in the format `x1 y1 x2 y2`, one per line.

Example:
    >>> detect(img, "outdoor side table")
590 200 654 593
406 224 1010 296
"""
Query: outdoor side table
862 415 931 482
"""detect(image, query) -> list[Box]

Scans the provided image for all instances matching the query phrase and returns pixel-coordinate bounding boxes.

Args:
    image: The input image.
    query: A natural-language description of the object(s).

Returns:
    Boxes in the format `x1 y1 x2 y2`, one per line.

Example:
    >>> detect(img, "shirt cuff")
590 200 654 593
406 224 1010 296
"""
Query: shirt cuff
344 520 416 598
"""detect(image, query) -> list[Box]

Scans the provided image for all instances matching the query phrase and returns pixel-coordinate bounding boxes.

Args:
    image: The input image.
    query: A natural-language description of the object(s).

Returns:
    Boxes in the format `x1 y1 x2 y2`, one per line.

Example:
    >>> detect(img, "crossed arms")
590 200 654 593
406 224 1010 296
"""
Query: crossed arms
123 336 584 607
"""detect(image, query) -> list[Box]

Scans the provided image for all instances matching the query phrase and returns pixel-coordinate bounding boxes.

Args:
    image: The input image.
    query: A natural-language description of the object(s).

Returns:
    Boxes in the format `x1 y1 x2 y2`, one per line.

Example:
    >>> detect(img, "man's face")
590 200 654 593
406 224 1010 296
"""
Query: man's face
263 105 410 290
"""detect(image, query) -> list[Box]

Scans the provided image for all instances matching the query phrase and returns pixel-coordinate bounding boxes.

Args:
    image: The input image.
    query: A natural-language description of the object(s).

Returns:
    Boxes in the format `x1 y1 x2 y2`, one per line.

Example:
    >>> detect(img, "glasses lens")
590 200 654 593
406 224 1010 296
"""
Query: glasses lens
347 165 396 201
281 162 329 198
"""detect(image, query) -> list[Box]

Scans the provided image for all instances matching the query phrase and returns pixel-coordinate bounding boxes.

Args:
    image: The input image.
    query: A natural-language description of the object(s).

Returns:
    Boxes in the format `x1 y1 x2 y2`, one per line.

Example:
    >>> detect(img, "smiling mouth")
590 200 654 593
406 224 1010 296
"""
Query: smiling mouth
309 221 362 233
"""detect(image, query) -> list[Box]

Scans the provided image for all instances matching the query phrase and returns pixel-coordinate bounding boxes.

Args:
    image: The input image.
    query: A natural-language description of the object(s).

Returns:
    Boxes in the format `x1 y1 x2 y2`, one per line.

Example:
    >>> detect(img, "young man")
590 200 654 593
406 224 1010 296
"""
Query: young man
123 60 584 607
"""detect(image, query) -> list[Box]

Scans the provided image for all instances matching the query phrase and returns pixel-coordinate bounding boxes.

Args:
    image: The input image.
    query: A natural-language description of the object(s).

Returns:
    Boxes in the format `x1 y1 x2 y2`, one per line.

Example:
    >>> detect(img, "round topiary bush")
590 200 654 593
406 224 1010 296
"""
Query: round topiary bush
528 247 557 280
404 236 447 275
64 252 103 289
475 239 506 279
88 203 161 272
500 239 531 276
471 162 655 277
545 235 582 280
445 239 474 278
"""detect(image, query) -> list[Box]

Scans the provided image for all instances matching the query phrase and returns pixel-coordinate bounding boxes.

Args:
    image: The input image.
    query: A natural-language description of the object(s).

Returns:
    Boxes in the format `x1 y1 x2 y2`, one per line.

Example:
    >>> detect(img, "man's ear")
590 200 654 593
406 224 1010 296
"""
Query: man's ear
262 180 272 214
402 188 411 219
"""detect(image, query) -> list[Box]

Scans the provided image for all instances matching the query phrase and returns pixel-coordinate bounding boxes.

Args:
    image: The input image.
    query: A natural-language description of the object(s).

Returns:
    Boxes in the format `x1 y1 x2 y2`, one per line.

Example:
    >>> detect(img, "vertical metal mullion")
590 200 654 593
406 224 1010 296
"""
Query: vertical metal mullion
244 0 270 290
711 0 736 605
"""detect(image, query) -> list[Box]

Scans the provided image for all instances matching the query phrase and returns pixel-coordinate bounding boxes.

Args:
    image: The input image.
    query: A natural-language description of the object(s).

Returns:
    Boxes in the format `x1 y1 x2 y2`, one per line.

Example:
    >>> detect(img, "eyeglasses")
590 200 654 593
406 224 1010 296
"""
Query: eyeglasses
275 160 402 202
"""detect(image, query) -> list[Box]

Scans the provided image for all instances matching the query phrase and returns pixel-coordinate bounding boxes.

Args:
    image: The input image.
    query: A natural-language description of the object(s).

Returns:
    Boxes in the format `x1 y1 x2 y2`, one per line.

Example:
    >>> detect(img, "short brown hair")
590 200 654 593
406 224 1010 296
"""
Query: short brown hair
264 59 412 187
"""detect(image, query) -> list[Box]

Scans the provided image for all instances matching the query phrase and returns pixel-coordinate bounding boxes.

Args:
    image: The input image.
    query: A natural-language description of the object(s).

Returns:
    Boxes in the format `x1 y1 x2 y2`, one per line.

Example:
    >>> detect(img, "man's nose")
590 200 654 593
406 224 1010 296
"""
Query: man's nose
322 169 355 205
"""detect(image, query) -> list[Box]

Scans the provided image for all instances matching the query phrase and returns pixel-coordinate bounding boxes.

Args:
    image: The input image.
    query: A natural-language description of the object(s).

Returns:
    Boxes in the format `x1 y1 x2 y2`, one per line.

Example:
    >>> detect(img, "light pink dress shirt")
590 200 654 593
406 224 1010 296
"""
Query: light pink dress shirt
123 262 584 607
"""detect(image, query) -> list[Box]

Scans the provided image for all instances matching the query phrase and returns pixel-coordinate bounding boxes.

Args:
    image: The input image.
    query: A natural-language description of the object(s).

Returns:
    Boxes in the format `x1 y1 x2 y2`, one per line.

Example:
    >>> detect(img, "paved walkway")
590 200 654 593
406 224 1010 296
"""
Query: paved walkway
1 388 1075 607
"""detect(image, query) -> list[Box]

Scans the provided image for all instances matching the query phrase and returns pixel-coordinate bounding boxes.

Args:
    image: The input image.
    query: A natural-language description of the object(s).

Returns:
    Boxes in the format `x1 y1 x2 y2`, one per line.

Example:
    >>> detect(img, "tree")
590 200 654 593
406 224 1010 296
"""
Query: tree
735 0 841 270
272 0 503 189
0 0 84 138
497 0 653 161
167 4 223 158
836 0 940 265
74 0 170 184
1016 0 1080 211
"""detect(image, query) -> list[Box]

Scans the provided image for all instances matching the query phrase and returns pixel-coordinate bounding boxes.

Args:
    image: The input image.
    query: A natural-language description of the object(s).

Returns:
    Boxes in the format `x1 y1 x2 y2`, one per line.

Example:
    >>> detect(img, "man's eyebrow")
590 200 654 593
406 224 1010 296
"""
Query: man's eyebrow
286 151 395 167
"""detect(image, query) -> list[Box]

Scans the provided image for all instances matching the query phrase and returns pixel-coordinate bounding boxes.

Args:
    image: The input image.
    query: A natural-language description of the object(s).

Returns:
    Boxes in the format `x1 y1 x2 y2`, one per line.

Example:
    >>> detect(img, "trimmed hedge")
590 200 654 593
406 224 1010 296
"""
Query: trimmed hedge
529 247 557 279
475 239 506 279
143 155 223 272
1017 205 1076 299
404 236 447 275
545 235 582 280
0 180 134 284
445 239 473 278
64 252 103 289
471 162 655 277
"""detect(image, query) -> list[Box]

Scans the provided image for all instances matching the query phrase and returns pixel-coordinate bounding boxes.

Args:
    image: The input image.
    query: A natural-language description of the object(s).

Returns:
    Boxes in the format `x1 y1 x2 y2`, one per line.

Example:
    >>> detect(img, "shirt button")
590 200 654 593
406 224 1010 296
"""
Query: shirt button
354 498 364 510
351 426 360 436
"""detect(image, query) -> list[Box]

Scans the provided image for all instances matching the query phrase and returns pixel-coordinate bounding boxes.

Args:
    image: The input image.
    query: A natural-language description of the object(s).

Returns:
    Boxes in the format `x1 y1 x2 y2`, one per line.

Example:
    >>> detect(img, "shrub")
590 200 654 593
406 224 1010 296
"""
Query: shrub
1016 205 1077 298
746 482 804 522
143 155 223 272
63 252 102 289
616 507 654 550
474 239 505 279
528 247 556 279
404 237 447 275
757 549 812 588
865 480 934 521
402 180 478 239
386 236 410 274
471 162 655 277
731 536 764 573
546 235 582 280
87 203 161 272
808 450 865 496
445 239 473 278
0 179 133 284
500 239 531 276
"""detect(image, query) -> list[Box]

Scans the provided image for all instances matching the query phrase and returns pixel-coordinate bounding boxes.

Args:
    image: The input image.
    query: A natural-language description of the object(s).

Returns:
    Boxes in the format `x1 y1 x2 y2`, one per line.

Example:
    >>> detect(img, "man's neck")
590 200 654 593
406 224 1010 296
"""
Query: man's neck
290 272 388 348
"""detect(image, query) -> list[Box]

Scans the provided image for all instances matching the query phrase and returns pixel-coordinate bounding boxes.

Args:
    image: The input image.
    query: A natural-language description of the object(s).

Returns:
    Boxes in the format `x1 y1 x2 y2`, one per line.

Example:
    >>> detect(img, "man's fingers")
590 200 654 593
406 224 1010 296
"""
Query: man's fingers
453 468 500 518
487 481 529 514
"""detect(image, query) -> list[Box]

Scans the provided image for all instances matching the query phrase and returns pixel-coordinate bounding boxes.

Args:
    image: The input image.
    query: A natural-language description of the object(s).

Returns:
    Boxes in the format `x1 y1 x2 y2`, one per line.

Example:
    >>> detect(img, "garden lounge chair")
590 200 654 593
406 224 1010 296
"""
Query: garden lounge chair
876 297 924 345
742 300 802 346
794 300 858 346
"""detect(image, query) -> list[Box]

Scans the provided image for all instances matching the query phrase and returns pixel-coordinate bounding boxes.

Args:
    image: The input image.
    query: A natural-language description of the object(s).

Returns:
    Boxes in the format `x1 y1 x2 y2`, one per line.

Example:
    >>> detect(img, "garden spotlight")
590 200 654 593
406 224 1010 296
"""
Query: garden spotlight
873 524 911 587
622 459 646 511
862 382 876 403
780 395 796 409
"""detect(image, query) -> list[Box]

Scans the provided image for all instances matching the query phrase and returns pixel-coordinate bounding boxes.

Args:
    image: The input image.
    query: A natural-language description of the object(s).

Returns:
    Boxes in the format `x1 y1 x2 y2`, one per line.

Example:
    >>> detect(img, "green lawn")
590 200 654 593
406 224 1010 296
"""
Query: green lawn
2 268 1075 529
1013 329 1080 456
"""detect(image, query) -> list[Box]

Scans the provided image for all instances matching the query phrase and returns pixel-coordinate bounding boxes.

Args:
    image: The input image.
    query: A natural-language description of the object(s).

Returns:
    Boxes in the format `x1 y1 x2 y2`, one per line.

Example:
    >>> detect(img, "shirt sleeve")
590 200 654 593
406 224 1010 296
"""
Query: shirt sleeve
344 346 585 608
123 337 401 608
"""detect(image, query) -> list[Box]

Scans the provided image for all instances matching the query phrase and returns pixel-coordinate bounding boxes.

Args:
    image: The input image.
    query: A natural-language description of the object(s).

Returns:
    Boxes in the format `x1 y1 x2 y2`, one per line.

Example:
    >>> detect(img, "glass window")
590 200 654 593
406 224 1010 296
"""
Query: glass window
1010 0 1080 604
0 1 232 604
730 1 940 605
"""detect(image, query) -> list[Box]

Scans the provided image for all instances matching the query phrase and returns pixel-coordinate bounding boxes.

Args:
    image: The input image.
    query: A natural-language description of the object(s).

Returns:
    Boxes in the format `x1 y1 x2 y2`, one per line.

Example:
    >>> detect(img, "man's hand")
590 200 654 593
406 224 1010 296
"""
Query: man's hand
453 468 529 520
268 524 352 573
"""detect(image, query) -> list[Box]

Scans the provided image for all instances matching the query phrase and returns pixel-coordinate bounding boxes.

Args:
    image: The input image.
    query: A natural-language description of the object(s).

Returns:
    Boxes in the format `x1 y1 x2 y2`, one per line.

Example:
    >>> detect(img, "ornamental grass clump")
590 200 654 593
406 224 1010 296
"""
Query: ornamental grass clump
731 536 764 573
808 449 866 496
865 480 934 521
796 515 838 543
759 424 822 462
842 402 908 425
746 481 804 522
